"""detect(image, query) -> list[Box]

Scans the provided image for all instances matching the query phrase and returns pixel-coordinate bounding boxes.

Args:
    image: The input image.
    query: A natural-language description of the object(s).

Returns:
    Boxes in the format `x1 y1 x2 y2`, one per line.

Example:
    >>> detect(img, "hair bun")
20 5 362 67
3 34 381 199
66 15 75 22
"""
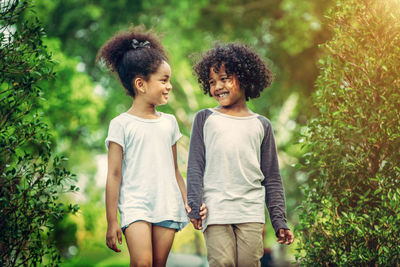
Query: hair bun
131 39 151 49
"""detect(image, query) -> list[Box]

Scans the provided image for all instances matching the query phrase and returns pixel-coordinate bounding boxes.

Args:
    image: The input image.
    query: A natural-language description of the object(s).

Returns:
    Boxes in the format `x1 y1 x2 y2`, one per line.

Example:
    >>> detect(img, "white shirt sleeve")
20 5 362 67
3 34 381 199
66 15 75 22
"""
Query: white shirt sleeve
105 118 125 151
171 116 182 145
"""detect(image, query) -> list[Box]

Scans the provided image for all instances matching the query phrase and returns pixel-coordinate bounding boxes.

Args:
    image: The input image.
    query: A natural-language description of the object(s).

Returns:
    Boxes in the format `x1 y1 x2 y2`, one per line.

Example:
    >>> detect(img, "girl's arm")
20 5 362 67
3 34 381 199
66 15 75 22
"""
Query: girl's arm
105 142 123 252
172 143 206 230
172 144 187 205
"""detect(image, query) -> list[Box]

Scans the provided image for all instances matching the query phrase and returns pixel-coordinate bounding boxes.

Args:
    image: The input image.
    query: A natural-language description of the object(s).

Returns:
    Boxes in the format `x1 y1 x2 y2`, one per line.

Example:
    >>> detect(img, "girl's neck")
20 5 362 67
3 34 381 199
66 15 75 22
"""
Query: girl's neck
215 102 253 117
127 100 160 119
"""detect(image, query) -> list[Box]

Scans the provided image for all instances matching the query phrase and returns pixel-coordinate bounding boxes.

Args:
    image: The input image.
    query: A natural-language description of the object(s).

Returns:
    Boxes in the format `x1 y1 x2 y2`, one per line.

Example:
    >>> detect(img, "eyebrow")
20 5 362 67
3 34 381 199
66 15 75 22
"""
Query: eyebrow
209 73 229 79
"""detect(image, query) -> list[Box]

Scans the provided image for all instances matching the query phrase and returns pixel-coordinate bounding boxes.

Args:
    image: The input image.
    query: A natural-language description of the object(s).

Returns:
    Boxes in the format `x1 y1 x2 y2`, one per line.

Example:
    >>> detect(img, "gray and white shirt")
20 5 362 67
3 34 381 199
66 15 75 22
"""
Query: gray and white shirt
187 108 289 234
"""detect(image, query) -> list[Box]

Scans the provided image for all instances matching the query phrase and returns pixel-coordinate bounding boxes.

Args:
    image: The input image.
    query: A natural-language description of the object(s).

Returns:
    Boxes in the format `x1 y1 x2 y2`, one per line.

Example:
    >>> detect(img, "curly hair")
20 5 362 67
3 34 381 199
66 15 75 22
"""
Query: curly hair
193 43 273 100
96 26 167 97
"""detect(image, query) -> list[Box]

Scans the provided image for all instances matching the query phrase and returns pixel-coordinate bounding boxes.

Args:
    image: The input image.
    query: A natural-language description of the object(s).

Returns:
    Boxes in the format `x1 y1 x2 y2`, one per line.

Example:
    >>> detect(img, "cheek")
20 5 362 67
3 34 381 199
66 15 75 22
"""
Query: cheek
209 86 215 95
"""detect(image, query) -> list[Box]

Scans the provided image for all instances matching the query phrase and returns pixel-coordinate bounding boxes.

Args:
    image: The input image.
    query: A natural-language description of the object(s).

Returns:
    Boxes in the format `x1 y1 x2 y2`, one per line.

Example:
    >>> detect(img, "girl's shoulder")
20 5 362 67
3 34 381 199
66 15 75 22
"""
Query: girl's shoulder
108 112 134 126
158 112 178 123
158 111 175 119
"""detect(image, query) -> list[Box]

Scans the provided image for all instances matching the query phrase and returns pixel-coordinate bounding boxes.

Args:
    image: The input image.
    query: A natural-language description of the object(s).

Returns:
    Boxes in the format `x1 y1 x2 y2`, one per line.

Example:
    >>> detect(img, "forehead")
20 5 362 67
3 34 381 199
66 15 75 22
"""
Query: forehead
209 63 227 77
154 60 171 75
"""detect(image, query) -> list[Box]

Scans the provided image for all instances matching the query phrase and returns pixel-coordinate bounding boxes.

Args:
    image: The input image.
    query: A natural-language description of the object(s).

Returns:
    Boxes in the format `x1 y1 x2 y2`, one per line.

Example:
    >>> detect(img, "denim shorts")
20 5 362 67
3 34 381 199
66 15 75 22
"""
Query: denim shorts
122 220 182 234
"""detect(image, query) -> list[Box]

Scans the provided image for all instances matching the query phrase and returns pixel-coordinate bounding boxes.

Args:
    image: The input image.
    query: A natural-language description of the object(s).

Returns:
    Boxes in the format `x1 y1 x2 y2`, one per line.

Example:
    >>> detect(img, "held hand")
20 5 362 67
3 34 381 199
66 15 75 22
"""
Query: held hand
106 222 122 252
185 203 207 230
199 202 207 221
185 203 192 214
277 228 294 245
190 218 203 230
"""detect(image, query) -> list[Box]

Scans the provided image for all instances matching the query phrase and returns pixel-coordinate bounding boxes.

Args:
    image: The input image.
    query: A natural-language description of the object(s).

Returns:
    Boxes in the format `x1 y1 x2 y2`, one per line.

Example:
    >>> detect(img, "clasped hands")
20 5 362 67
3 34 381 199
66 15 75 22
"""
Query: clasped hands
185 203 207 230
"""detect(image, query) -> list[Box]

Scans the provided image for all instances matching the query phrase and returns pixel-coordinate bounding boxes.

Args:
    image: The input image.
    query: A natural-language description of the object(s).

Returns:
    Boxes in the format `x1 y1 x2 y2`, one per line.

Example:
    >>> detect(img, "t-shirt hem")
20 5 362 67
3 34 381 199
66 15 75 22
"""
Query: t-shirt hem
121 216 189 228
203 217 265 232
173 133 183 145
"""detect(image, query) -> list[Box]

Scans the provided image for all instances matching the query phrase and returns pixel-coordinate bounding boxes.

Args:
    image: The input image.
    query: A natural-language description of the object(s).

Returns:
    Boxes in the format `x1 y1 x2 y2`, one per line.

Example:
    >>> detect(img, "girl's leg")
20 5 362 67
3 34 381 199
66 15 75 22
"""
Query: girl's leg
152 225 176 267
151 225 176 267
124 221 153 267
234 223 264 267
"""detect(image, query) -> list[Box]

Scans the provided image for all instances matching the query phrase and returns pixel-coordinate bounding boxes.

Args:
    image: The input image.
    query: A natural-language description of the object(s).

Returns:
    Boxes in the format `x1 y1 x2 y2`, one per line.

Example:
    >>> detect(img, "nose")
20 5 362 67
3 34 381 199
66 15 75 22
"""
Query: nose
215 80 224 90
167 81 172 91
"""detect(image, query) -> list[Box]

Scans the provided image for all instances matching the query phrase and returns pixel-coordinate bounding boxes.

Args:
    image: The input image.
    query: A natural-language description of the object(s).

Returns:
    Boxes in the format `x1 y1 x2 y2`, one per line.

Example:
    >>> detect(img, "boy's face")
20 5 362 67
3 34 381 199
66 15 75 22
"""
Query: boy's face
208 64 245 108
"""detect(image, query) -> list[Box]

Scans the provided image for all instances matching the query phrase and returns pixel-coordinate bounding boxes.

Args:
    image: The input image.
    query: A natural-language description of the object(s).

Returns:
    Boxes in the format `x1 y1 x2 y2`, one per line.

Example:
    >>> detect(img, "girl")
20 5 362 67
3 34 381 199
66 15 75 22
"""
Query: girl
187 43 294 267
98 27 205 267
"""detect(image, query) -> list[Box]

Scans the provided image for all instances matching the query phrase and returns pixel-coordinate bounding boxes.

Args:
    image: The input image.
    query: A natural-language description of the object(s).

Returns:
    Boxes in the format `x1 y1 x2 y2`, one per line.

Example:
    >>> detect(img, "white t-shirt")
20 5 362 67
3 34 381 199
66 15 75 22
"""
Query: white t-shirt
106 112 188 228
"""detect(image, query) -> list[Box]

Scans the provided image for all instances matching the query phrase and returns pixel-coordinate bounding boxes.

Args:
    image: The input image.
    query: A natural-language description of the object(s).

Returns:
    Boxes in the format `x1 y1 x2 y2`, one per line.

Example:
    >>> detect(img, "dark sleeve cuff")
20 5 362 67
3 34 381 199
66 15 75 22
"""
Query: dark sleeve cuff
188 205 202 219
273 221 290 237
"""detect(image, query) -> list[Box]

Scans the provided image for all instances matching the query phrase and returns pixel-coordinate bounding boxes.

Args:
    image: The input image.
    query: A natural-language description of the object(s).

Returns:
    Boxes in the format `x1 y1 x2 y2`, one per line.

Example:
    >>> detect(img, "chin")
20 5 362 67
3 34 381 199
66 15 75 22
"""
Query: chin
218 101 231 107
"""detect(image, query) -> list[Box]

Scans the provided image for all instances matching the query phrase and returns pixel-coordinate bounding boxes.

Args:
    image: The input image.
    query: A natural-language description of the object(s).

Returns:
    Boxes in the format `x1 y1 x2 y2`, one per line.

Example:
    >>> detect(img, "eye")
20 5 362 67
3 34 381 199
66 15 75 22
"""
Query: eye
209 80 215 86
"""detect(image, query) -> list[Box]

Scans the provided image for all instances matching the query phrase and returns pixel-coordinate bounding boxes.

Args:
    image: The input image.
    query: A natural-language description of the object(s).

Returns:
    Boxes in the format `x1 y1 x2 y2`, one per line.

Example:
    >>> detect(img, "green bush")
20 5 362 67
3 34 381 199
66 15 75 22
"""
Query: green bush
296 0 400 265
0 1 78 266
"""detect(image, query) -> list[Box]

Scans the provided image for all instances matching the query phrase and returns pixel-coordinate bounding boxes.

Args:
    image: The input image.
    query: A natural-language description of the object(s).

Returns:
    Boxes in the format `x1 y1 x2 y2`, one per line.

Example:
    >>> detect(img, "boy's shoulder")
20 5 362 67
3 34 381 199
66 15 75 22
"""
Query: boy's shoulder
255 114 272 124
255 115 274 134
195 108 213 115
194 108 213 120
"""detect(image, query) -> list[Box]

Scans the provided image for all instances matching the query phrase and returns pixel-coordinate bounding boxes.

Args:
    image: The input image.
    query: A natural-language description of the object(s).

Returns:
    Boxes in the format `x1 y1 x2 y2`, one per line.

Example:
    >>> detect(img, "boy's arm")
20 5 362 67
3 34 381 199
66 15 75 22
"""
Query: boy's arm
259 117 290 236
105 142 123 252
187 111 208 219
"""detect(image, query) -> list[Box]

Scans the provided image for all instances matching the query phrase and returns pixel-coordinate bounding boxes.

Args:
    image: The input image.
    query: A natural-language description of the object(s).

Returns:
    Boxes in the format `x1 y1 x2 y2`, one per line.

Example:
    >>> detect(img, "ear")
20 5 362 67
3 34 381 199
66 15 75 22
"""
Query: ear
133 77 146 94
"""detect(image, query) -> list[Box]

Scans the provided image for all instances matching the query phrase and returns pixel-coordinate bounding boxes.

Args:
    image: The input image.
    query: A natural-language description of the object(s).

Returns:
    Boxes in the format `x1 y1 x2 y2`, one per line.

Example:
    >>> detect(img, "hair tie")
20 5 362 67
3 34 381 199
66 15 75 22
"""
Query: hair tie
132 39 151 49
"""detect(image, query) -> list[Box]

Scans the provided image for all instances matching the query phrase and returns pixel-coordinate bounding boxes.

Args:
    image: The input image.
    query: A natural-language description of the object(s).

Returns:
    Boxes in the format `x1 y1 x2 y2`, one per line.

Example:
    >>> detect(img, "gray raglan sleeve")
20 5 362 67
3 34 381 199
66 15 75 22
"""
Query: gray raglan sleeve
258 116 290 235
187 110 210 219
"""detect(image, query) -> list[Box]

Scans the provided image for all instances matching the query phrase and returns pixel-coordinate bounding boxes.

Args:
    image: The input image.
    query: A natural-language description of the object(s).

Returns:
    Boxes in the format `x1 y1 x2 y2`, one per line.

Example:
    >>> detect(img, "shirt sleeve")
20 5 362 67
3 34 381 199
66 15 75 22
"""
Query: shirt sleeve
187 110 209 219
258 116 289 236
171 115 183 145
105 118 125 151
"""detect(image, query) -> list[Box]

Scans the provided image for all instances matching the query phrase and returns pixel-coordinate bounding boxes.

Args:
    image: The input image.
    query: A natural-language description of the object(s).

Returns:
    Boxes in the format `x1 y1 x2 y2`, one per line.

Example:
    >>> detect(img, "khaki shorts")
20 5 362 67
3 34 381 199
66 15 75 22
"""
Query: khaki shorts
204 223 264 267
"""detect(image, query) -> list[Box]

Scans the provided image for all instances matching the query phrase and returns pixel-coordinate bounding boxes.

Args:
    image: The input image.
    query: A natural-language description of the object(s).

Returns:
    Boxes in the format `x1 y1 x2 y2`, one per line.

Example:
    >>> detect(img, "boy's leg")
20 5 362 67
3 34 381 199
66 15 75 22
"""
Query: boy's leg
204 224 236 267
151 225 176 267
234 223 264 267
124 221 153 267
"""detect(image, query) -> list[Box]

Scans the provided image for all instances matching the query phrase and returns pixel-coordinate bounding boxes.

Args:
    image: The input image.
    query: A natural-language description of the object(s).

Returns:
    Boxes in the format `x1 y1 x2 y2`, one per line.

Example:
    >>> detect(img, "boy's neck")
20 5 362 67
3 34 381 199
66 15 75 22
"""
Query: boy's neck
215 102 254 117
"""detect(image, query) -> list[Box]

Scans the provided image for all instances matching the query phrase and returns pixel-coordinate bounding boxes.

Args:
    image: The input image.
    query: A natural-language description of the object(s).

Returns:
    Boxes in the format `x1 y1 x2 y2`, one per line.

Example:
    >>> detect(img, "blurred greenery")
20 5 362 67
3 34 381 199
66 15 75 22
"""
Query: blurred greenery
296 0 400 265
0 1 79 265
7 0 334 265
2 0 398 265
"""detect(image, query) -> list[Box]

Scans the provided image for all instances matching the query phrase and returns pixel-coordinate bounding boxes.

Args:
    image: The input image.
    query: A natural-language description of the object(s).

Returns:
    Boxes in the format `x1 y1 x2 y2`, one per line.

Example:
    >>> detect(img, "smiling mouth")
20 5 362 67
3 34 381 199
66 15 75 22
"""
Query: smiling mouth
216 92 229 98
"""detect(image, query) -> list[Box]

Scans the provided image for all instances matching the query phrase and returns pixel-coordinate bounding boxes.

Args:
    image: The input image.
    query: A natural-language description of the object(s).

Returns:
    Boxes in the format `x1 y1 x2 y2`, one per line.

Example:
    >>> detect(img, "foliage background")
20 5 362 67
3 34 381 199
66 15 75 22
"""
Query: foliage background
2 0 399 266
296 0 400 265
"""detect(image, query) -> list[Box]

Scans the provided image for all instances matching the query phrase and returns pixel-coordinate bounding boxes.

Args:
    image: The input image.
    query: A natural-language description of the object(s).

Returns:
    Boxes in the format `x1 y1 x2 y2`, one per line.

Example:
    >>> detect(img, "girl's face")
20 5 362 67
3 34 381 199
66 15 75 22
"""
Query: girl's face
208 64 245 108
144 60 172 106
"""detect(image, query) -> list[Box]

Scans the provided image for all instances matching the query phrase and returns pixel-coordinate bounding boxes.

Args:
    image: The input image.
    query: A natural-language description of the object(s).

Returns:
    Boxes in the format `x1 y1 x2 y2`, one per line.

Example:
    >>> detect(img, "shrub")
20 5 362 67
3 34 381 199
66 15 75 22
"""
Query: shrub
0 1 79 266
296 0 400 265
